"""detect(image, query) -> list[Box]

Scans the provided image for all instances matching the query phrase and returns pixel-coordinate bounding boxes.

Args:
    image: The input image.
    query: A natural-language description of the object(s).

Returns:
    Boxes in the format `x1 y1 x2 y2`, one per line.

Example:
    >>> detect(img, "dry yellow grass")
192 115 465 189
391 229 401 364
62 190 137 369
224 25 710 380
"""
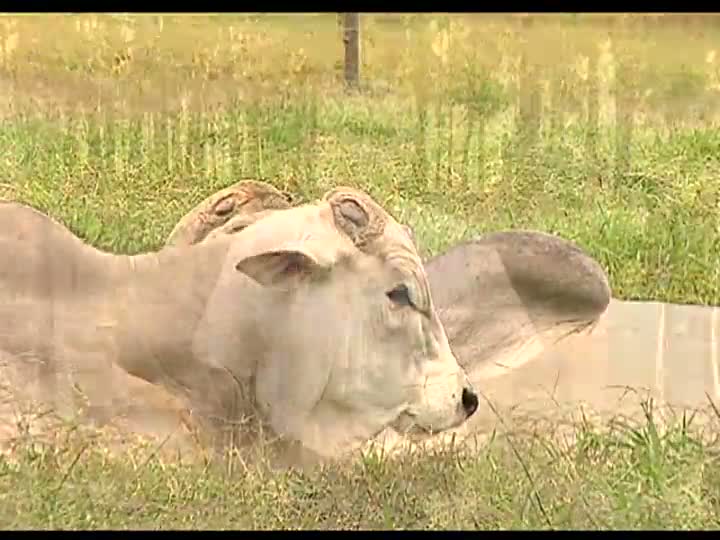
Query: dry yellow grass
0 14 718 116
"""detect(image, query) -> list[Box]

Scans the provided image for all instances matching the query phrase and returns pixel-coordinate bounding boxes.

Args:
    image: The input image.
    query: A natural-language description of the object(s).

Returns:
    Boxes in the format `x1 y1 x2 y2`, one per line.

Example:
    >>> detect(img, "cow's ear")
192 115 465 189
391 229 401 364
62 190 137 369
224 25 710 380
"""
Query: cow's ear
235 249 330 287
324 187 386 250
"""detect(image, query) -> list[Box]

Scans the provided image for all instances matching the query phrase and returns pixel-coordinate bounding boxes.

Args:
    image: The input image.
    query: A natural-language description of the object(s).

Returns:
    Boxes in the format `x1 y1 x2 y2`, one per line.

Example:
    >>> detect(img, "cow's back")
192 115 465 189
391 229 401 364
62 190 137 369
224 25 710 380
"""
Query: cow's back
466 299 720 435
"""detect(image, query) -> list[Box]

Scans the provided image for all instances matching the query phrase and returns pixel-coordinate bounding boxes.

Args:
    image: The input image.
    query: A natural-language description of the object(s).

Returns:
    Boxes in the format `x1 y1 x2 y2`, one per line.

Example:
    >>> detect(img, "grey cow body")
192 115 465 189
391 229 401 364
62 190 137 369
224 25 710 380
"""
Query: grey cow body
426 231 611 374
423 232 719 441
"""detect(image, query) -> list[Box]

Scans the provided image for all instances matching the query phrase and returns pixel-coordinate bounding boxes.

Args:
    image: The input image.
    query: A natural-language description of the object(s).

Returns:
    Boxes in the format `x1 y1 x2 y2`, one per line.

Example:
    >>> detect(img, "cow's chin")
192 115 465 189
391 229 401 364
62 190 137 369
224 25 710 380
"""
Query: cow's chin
390 412 436 441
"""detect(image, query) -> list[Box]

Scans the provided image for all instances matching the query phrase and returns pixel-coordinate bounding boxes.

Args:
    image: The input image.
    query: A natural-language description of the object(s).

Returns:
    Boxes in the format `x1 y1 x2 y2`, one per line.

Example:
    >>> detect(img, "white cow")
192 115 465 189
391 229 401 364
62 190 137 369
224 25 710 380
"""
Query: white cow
0 187 478 462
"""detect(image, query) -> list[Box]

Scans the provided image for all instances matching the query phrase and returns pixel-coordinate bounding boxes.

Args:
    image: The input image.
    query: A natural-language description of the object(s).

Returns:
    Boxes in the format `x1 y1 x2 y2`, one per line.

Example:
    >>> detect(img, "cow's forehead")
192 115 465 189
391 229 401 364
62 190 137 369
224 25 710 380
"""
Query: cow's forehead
249 203 336 238
237 199 428 278
218 202 346 265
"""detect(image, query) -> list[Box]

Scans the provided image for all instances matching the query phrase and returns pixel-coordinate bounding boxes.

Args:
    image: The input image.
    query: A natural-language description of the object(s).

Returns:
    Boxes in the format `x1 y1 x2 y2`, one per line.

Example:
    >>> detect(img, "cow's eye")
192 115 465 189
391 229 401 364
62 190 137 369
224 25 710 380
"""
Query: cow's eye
386 284 413 307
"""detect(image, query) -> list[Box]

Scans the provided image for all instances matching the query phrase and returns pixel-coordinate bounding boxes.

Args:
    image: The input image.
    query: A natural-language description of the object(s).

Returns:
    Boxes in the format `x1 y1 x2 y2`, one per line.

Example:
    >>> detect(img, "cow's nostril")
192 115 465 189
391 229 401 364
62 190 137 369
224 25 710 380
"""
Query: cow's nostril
461 387 479 417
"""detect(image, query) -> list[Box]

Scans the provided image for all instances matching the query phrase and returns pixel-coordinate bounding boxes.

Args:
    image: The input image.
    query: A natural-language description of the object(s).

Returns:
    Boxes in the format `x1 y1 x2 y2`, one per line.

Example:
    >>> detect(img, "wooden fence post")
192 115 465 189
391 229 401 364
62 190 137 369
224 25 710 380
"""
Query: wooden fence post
342 13 360 90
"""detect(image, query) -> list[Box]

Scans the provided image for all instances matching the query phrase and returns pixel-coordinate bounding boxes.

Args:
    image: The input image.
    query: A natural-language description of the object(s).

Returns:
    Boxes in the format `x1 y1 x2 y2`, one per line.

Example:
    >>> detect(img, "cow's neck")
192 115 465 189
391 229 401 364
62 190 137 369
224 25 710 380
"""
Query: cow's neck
107 238 233 387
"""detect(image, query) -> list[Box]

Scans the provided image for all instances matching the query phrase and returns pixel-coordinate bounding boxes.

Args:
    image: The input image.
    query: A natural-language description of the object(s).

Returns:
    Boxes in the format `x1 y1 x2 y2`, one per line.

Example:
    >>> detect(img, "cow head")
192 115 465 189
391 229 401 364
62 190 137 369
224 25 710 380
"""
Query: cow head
209 187 478 457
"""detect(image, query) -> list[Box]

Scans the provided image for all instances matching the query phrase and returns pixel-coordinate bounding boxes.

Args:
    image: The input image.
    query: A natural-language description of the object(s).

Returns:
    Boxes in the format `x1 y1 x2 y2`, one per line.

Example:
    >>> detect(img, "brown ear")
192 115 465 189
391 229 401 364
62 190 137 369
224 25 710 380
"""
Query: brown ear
333 197 369 242
210 194 237 217
166 179 295 247
235 250 328 288
324 188 386 249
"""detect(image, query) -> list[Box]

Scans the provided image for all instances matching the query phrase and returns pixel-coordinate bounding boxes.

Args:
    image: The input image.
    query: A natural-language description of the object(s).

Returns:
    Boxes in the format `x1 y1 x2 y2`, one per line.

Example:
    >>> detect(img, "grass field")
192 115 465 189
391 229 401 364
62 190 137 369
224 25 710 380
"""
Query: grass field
1 13 720 529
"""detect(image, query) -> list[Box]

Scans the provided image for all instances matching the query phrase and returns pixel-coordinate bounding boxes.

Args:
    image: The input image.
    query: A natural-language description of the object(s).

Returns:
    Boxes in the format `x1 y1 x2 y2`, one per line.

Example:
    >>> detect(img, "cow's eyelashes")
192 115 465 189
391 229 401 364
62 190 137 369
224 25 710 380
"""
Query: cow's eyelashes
386 284 414 308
